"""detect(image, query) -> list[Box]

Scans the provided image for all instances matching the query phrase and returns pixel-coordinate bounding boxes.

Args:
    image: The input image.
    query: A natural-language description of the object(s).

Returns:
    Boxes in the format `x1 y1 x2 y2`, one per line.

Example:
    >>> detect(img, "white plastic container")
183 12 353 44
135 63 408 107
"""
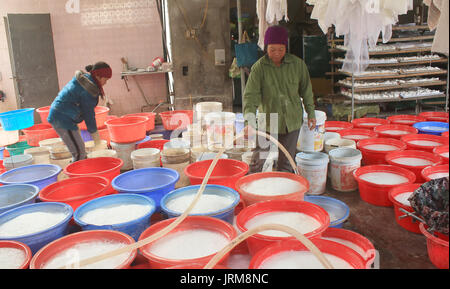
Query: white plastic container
85 140 108 154
110 141 137 171
39 138 63 150
195 102 223 127
87 149 118 159
163 138 190 150
242 151 253 165
148 134 163 140
3 154 34 171
296 152 329 195
49 145 71 160
205 112 236 151
24 146 50 164
161 148 191 188
297 110 327 152
131 148 161 169
324 138 357 154
0 127 19 147
328 148 362 192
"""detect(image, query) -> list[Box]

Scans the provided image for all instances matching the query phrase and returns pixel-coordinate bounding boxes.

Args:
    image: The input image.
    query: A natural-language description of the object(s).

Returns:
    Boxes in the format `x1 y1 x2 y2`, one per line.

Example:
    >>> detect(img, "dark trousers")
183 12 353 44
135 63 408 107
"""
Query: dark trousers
249 129 300 174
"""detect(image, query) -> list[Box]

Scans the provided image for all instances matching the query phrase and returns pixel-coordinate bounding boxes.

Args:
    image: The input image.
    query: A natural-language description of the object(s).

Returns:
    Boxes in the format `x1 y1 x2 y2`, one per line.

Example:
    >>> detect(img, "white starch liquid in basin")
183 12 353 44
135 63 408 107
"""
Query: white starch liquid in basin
244 211 321 237
343 135 370 140
79 204 152 226
394 192 413 206
363 144 399 151
241 177 304 196
427 172 449 179
259 250 354 269
359 172 409 185
146 229 230 260
391 157 434 167
42 241 131 269
0 248 26 269
166 194 234 214
408 140 442 147
0 212 67 237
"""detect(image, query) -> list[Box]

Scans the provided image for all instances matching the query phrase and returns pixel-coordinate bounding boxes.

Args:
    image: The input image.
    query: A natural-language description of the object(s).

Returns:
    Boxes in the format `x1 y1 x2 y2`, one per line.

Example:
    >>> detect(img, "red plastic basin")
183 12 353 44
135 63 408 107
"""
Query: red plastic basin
63 157 123 194
36 106 51 124
136 139 169 166
22 124 59 147
357 138 407 165
0 240 32 269
443 131 449 138
338 128 379 143
235 171 309 207
105 116 147 143
78 106 110 130
29 230 137 269
249 238 368 269
400 134 448 152
385 150 443 183
38 176 111 211
387 114 427 126
419 111 449 123
321 227 376 266
433 145 449 164
125 112 156 132
325 121 353 133
184 159 249 191
353 165 416 207
159 110 193 131
138 216 237 269
351 117 389 130
98 126 110 146
388 183 423 234
421 164 449 182
235 200 330 256
373 124 418 140
419 223 449 269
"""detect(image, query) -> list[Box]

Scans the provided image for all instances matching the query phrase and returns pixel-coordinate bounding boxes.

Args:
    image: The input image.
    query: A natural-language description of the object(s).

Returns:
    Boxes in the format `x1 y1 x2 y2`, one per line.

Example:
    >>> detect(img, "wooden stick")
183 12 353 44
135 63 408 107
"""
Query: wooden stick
60 130 302 268
203 223 334 269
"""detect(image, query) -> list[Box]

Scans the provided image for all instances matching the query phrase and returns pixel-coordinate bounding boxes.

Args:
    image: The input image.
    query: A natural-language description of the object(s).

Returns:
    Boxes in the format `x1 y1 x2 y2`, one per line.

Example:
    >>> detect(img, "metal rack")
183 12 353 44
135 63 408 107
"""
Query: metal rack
328 24 449 120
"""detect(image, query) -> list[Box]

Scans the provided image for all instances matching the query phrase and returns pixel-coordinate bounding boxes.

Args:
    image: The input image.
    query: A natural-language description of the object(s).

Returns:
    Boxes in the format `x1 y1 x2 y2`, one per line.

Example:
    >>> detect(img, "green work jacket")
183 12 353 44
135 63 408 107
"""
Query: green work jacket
243 53 316 134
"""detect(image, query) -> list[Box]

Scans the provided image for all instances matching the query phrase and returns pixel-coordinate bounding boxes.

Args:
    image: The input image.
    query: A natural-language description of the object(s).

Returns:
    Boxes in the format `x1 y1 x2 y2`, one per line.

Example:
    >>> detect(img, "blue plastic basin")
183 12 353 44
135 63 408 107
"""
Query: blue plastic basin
0 184 40 215
0 164 61 190
160 185 241 224
413 121 449 136
0 202 73 254
304 195 350 228
73 193 156 241
0 108 35 131
111 167 179 212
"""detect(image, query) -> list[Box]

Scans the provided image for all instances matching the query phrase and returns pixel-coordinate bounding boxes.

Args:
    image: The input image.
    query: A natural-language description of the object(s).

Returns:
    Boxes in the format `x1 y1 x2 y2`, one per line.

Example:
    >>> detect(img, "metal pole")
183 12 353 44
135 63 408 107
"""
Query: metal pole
351 61 355 121
237 0 246 107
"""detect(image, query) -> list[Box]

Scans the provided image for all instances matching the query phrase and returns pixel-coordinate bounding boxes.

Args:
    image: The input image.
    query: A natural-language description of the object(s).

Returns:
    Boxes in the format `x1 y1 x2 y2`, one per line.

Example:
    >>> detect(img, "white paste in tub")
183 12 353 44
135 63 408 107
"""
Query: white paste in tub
391 157 434 167
394 120 415 124
244 211 321 237
428 172 449 179
326 127 345 131
420 126 446 132
363 144 399 151
440 152 449 158
343 135 370 140
79 204 152 226
146 229 230 260
42 241 131 269
408 140 442 147
359 172 409 185
166 194 234 214
0 212 67 237
259 250 354 269
394 192 413 206
358 123 382 127
241 177 304 196
0 248 26 269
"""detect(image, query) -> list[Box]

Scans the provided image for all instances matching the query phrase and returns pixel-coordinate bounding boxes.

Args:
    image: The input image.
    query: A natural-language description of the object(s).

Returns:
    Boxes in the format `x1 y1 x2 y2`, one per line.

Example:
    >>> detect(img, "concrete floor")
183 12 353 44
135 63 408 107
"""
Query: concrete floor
322 183 437 269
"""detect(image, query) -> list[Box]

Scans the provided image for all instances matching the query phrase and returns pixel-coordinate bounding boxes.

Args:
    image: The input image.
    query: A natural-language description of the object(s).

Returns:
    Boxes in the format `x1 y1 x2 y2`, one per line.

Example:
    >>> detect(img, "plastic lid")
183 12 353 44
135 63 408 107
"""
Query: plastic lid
3 154 33 167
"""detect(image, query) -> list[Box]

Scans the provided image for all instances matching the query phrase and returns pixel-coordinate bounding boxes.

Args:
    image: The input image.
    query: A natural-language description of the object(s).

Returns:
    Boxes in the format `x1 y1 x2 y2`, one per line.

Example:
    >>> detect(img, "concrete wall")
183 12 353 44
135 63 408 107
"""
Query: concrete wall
167 0 233 111
0 0 166 116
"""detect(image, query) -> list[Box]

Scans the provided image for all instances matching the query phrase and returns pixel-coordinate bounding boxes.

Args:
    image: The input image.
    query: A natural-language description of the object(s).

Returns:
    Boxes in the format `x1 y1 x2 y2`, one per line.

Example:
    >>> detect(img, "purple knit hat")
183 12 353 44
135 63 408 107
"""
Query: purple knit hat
264 25 289 47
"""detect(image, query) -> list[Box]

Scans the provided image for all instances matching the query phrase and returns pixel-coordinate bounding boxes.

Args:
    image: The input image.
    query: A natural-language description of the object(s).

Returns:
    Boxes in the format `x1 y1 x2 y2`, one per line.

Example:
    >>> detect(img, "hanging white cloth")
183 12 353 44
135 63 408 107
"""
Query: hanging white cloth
257 0 269 50
307 0 412 74
266 0 289 24
423 0 449 55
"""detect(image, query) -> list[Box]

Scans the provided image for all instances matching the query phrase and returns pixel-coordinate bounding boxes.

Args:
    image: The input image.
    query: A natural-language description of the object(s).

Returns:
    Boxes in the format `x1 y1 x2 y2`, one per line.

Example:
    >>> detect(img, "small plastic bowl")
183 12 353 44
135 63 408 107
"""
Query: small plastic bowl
304 195 350 228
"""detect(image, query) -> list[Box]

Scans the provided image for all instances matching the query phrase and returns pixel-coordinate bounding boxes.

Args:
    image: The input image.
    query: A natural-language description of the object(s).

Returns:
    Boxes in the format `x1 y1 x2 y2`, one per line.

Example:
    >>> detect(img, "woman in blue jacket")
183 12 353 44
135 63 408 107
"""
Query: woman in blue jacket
48 61 112 162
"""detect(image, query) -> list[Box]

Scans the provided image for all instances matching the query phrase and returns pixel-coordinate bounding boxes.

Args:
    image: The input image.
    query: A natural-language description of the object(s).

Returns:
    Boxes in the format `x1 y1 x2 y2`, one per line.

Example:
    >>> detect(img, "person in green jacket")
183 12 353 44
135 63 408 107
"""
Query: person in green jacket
243 25 316 173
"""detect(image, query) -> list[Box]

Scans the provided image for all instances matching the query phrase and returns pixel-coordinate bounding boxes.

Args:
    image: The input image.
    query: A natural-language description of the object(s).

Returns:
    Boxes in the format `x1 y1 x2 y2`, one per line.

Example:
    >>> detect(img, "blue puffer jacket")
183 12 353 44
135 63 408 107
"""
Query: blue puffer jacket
48 72 100 133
